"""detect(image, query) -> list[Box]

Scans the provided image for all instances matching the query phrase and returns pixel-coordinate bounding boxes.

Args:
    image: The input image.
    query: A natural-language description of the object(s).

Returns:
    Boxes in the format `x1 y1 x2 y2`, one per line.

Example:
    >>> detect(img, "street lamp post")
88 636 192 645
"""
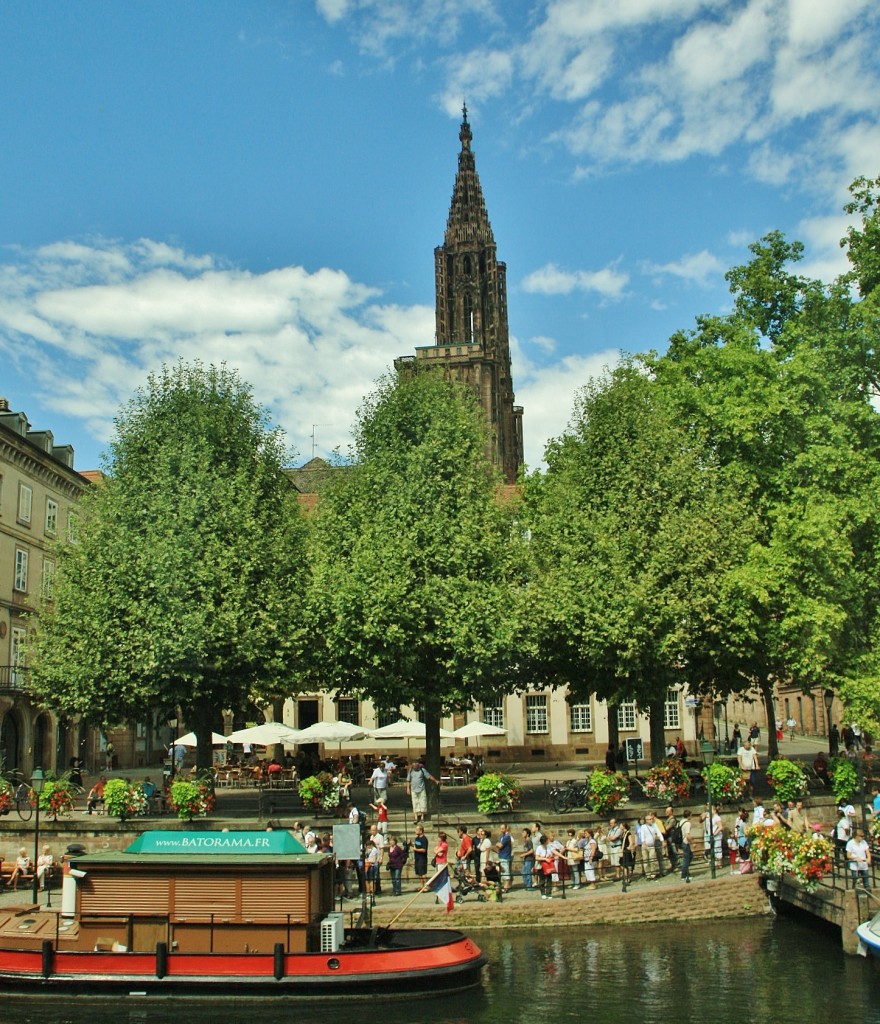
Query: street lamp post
700 740 716 880
30 768 45 904
823 689 835 754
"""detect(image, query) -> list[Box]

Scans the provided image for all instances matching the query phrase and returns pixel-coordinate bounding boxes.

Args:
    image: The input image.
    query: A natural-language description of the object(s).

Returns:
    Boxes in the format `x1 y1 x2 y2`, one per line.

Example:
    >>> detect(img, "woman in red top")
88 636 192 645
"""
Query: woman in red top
434 831 449 867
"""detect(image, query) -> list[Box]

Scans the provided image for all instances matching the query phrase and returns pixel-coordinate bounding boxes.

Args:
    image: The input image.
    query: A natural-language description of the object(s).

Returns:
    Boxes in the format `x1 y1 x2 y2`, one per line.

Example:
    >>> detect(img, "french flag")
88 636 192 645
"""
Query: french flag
427 866 454 913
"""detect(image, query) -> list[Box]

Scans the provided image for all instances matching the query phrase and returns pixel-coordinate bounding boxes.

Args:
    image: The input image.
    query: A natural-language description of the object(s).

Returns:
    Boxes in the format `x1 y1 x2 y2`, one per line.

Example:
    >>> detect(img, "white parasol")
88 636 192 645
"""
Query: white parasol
452 721 507 741
369 718 456 755
294 720 374 744
171 731 228 747
226 722 301 746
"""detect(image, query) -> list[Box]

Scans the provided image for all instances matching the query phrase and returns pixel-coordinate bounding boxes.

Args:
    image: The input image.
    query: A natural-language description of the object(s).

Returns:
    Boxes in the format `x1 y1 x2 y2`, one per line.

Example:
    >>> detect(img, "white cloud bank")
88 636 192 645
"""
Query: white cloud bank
0 238 596 470
522 261 629 299
0 239 428 464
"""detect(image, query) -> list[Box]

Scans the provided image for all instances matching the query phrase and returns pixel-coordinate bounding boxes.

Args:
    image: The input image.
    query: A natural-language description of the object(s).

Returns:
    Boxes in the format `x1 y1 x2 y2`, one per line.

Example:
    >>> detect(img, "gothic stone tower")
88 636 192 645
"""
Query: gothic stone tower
397 107 524 483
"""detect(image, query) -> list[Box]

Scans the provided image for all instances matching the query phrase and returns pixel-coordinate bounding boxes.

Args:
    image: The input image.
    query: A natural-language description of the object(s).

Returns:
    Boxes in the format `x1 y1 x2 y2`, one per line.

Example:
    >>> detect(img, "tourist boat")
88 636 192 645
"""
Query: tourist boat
0 830 485 994
856 910 880 959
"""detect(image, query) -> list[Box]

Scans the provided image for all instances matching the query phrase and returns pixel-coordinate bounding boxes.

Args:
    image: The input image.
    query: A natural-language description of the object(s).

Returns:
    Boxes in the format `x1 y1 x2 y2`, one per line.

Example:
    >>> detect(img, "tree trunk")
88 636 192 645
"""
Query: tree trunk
607 703 620 763
423 702 443 817
189 698 217 775
268 698 285 765
648 700 667 765
759 678 779 760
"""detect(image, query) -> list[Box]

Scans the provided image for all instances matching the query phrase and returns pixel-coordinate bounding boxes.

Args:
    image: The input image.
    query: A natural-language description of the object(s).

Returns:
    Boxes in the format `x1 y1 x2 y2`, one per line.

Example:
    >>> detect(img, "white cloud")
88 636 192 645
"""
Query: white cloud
521 261 629 299
1 235 629 474
512 340 623 468
644 249 725 287
438 49 514 116
0 240 429 464
315 0 351 24
312 0 880 227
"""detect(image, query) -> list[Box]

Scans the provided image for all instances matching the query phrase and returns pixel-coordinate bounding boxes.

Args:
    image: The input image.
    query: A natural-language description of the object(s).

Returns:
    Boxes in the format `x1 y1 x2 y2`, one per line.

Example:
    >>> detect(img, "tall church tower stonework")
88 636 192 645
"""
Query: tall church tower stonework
396 107 524 483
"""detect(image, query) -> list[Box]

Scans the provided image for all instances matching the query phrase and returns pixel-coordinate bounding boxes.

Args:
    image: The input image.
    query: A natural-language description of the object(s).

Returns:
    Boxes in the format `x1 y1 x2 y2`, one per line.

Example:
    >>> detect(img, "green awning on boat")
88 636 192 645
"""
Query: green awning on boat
125 830 307 855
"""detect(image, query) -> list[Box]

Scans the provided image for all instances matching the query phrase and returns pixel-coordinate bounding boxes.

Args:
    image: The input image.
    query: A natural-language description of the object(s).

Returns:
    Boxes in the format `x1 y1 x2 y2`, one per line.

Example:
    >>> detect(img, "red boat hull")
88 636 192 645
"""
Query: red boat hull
0 929 486 995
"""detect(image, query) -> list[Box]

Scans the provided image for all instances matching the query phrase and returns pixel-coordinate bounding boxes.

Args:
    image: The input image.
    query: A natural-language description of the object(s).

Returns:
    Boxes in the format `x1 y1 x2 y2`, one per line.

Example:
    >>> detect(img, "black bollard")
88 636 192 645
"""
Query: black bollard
156 941 168 978
274 942 285 980
41 939 54 978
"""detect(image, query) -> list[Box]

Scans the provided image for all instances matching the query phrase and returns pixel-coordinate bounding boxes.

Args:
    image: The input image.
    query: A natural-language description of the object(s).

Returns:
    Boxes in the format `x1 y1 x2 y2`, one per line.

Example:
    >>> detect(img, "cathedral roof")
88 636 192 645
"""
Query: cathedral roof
444 105 495 250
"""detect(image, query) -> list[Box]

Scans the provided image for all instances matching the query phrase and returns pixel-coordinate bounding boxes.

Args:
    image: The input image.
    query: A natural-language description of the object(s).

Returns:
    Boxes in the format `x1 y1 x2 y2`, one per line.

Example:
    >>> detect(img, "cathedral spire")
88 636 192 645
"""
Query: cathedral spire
445 106 493 248
396 111 523 484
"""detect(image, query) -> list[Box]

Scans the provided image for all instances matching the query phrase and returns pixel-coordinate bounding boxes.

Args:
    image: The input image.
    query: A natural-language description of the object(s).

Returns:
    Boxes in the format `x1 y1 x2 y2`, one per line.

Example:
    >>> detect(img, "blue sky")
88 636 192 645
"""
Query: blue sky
2 1 878 472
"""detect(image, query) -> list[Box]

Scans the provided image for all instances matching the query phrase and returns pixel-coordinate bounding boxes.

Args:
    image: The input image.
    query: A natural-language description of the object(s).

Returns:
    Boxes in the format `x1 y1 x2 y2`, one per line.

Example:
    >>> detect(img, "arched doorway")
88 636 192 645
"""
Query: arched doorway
33 713 54 772
0 712 22 774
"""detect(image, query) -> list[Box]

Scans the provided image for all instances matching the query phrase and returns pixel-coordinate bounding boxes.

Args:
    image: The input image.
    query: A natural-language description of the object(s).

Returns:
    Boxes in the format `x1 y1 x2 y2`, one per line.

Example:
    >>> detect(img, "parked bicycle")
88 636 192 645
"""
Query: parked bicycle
547 778 589 813
13 782 34 821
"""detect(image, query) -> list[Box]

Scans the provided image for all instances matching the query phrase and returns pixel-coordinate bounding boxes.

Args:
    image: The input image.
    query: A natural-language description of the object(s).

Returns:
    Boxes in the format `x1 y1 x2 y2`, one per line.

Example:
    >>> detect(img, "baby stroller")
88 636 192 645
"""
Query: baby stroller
453 864 487 903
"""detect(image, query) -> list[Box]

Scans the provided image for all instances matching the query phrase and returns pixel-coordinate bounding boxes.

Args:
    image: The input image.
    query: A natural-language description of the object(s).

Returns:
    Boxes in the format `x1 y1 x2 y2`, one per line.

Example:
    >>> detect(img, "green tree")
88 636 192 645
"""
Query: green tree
28 362 307 770
650 212 880 755
522 363 754 762
307 370 524 803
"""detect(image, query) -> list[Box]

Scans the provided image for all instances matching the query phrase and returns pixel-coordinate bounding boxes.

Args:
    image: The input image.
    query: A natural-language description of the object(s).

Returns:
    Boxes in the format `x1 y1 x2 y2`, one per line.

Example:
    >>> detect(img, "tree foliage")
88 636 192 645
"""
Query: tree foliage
306 370 524 785
28 362 308 769
522 362 754 759
647 195 880 750
524 177 880 755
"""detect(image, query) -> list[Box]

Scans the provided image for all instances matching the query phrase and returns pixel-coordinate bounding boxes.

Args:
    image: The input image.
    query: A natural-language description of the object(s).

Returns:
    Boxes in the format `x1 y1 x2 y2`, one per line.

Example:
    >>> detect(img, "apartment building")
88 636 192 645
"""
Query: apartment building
0 397 94 777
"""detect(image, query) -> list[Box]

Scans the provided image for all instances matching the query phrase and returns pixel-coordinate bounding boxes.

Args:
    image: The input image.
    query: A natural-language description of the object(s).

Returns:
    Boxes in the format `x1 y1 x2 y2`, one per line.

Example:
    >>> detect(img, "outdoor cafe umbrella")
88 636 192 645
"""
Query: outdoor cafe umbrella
369 718 456 741
293 720 373 744
369 718 455 757
226 722 301 747
171 731 229 747
451 719 507 756
452 721 507 741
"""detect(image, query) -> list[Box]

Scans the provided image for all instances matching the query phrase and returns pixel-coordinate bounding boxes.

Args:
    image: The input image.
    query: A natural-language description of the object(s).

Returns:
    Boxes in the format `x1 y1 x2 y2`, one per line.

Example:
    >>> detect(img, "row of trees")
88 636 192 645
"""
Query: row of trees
28 176 880 780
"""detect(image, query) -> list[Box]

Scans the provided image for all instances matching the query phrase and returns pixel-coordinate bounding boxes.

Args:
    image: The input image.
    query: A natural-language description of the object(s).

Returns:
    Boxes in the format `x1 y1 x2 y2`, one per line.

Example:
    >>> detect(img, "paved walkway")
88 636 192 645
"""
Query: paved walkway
0 732 844 917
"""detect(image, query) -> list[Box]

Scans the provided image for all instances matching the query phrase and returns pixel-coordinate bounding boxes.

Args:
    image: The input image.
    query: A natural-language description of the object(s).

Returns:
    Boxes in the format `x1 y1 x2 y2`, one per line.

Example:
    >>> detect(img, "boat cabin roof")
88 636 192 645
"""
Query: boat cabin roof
68 830 328 869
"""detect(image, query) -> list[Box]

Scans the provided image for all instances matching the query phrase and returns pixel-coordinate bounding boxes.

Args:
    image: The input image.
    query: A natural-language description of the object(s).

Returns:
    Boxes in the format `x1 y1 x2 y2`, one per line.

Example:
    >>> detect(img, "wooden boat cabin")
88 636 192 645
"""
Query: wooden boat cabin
3 831 336 956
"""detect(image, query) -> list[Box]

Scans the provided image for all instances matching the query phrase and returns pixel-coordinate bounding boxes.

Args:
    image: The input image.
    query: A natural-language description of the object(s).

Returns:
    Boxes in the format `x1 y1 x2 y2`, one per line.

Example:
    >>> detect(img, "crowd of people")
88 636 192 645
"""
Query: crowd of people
282 783 878 906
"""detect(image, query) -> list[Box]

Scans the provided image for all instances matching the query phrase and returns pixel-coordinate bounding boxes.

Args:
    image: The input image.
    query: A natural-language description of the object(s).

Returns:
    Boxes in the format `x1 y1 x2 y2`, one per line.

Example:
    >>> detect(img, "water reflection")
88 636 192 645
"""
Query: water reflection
0 917 876 1024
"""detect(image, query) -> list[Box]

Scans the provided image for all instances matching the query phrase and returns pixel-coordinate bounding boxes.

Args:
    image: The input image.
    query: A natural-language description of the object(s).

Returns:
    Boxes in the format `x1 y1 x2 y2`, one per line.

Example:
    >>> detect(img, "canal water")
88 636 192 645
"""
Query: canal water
0 916 877 1023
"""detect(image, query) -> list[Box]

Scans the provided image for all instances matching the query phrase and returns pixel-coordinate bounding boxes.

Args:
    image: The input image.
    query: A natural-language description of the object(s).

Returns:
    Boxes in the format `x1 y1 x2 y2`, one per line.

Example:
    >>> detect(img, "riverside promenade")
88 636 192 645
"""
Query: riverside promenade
0 733 843 930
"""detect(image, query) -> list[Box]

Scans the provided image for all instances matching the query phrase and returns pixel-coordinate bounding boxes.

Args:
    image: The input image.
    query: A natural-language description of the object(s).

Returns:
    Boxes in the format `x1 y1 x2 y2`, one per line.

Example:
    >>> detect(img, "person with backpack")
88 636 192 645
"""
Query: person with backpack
405 761 439 824
663 805 682 871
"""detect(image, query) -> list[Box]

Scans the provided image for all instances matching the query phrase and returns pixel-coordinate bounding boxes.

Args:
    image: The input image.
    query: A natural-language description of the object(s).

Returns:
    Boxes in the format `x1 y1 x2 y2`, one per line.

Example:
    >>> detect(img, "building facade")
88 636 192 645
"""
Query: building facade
0 398 95 778
396 106 524 484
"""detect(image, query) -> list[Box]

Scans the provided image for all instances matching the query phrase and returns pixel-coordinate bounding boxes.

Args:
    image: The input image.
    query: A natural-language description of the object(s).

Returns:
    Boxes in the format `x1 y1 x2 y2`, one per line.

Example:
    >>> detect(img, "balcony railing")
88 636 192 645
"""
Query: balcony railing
0 664 27 691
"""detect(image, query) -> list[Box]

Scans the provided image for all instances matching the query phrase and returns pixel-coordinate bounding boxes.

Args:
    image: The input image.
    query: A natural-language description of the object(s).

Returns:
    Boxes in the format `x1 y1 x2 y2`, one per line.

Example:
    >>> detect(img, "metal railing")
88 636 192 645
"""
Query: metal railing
0 665 27 691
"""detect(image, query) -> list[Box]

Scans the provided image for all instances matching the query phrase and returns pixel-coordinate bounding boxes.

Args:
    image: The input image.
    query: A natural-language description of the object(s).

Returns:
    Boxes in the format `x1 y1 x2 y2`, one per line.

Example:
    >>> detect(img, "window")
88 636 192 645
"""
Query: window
67 511 80 544
617 701 637 731
337 698 360 725
376 709 399 729
14 547 29 592
664 689 680 730
11 627 26 688
45 498 58 535
18 484 32 524
569 702 592 732
482 705 504 729
525 694 548 734
41 558 55 600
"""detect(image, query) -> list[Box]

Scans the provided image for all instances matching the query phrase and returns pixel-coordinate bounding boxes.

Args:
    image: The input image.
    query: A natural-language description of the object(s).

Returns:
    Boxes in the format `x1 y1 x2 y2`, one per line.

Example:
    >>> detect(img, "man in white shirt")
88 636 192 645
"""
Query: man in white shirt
737 738 760 795
638 817 664 878
368 762 388 805
846 829 871 888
